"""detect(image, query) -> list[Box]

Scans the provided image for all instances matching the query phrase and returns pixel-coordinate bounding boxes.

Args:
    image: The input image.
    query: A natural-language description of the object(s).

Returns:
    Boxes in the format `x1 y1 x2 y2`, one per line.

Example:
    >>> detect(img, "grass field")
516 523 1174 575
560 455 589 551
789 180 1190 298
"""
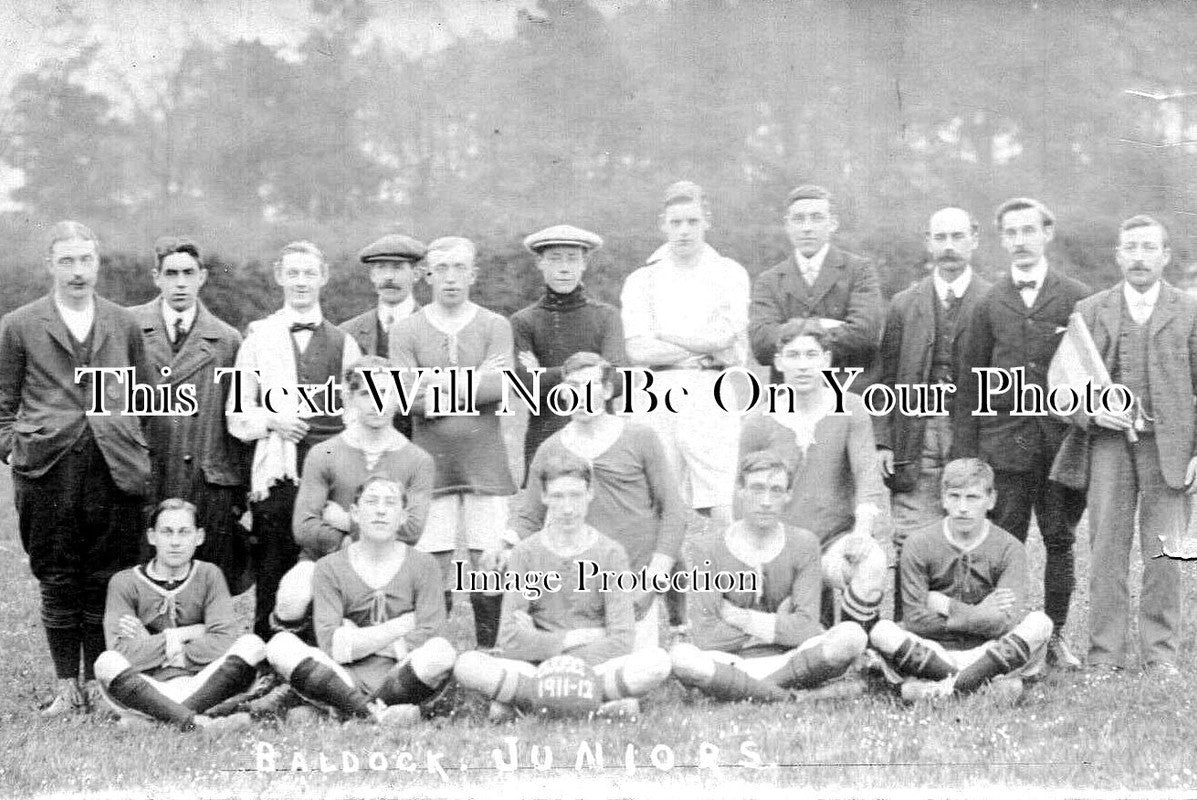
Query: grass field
4 458 1197 800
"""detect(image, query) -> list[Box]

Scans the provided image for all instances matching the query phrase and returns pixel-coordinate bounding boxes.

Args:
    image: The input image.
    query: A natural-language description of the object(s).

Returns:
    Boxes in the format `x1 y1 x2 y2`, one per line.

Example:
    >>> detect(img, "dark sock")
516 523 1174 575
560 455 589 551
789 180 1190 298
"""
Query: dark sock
81 623 107 681
766 645 847 690
891 639 957 680
954 634 1032 695
107 669 196 728
470 594 502 649
289 658 372 718
376 661 441 706
701 663 791 702
183 656 256 713
45 626 81 680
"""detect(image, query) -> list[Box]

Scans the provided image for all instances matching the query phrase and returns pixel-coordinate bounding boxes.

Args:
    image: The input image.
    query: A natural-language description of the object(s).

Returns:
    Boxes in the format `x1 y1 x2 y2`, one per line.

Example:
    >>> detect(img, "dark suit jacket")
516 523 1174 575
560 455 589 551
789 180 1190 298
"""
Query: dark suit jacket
1064 283 1197 489
749 245 885 382
0 294 152 496
952 268 1091 472
132 298 245 497
340 301 421 356
875 271 991 492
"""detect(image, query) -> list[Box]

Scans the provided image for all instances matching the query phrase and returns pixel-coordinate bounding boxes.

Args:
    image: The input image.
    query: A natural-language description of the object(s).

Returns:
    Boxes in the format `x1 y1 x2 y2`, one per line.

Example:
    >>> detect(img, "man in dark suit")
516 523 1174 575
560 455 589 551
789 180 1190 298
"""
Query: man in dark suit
953 197 1091 670
749 184 885 384
1065 215 1197 676
131 235 247 593
340 234 425 439
0 220 152 715
876 208 991 619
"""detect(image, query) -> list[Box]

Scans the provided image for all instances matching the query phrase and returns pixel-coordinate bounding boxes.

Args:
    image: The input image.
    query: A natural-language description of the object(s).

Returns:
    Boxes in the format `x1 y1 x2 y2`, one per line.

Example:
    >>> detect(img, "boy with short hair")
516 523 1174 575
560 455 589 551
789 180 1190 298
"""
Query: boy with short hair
93 499 265 730
454 451 671 720
868 458 1052 700
670 452 867 702
265 476 456 725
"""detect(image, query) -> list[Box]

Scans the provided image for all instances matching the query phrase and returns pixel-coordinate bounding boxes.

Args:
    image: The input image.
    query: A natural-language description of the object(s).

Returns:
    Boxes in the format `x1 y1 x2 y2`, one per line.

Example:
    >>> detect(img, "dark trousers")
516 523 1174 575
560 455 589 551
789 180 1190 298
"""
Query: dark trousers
250 478 301 640
992 457 1086 632
14 429 144 679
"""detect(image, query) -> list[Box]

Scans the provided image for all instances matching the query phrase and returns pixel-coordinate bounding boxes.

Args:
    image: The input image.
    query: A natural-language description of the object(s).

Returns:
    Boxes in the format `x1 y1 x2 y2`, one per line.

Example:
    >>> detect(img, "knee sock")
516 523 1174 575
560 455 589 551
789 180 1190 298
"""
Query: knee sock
443 591 454 616
376 661 441 706
600 649 671 700
81 623 107 681
766 645 847 690
183 656 257 713
45 626 82 680
702 663 791 702
107 669 196 728
453 652 538 707
289 657 373 718
470 594 502 649
891 639 956 680
954 633 1032 695
841 585 882 631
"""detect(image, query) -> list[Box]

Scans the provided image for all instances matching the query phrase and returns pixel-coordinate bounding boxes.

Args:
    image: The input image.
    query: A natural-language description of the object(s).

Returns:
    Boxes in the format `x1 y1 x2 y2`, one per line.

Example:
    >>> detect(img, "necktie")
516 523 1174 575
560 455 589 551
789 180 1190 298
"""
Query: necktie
1015 279 1037 292
802 264 818 285
943 286 957 312
290 322 318 333
172 317 187 343
383 312 395 333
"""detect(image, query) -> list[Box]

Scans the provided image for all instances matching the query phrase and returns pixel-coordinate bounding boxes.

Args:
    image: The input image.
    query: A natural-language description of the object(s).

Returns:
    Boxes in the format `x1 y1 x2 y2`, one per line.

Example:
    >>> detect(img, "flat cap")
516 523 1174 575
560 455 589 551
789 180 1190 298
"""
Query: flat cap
523 224 603 254
784 184 832 208
358 234 427 265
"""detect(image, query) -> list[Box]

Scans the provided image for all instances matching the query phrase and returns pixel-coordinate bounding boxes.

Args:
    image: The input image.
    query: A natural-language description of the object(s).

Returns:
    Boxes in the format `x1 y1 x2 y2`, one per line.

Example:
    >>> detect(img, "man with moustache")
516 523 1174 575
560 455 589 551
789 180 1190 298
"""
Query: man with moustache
876 209 991 618
750 185 885 384
952 198 1090 669
340 234 425 439
1065 216 1197 676
0 221 152 714
510 225 624 475
131 236 247 593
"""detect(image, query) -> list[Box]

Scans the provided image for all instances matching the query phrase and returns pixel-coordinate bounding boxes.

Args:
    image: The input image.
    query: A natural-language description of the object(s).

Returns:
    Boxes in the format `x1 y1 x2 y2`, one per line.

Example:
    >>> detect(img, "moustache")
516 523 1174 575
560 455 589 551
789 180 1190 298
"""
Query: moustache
935 253 965 263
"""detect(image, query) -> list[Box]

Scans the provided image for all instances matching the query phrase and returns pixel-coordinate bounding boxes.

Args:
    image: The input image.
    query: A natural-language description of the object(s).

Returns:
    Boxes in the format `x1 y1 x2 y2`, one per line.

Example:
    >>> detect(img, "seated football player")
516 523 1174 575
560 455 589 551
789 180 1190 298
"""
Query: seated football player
265 476 456 725
272 356 434 640
506 351 685 651
868 458 1052 701
740 319 889 631
670 452 868 702
93 499 265 731
454 451 671 720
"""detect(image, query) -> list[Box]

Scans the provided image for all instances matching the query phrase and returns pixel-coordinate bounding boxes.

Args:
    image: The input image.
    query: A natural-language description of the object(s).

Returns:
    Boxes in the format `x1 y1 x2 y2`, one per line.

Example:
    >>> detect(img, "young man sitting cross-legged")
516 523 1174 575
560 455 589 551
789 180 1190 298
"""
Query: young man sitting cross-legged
454 452 671 720
93 499 265 731
670 452 868 702
868 458 1052 701
265 476 456 725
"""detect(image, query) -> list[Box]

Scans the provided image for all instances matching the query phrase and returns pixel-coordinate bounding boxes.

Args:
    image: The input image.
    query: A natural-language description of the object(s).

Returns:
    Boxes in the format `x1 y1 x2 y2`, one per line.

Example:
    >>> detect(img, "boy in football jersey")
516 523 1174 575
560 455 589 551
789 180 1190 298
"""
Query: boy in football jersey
93 499 265 730
669 452 868 702
265 476 456 725
868 458 1052 700
454 451 671 720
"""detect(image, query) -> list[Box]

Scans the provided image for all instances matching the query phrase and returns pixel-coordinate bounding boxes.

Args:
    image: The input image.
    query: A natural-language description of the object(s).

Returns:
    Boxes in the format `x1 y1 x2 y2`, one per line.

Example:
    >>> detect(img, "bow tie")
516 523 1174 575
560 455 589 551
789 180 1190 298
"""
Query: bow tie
1015 279 1038 292
290 322 318 333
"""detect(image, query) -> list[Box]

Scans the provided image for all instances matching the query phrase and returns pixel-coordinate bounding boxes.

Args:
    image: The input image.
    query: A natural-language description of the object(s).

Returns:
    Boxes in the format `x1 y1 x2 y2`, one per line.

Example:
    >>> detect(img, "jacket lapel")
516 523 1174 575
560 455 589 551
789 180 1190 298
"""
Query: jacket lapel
1028 270 1064 317
139 300 174 372
170 303 218 383
805 246 845 306
1149 283 1180 339
36 296 76 356
1092 287 1123 366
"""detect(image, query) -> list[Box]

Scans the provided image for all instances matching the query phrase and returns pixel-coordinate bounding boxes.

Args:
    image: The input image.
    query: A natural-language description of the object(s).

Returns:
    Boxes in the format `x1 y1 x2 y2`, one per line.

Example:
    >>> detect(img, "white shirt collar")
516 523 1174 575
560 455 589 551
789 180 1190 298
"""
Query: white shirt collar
281 305 323 327
932 265 973 301
795 243 830 273
1011 258 1048 289
54 297 95 341
942 518 990 554
378 295 415 325
1123 280 1161 310
161 299 198 332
